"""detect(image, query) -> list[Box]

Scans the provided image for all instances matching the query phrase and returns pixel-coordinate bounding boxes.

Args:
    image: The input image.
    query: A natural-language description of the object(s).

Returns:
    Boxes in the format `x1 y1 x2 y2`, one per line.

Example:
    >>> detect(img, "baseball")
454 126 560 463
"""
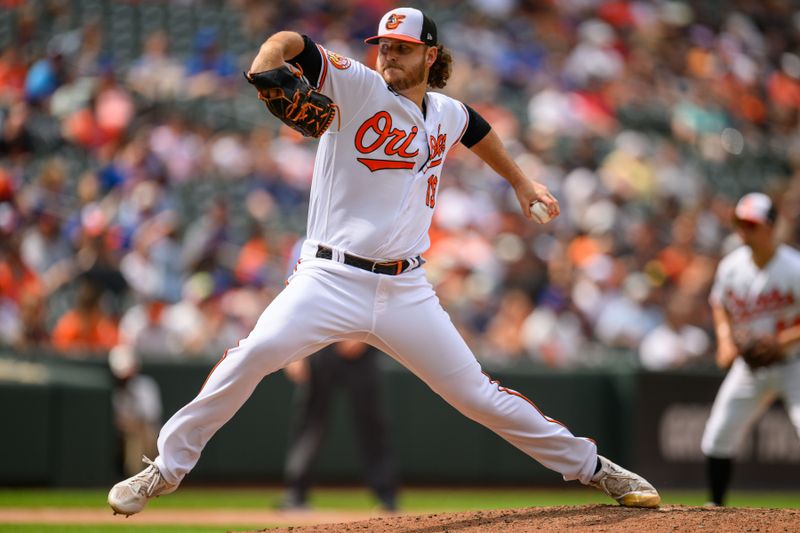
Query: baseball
530 201 553 224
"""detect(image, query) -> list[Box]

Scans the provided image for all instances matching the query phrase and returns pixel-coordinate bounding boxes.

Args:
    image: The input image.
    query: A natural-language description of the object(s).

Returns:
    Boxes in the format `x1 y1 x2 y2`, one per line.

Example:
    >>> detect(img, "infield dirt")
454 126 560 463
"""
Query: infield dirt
257 504 800 532
2 504 798 531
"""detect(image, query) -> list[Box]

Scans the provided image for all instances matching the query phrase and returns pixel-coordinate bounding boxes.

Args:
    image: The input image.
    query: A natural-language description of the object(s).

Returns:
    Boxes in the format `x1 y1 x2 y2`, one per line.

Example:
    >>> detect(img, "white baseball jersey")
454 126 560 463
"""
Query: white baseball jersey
709 244 800 358
702 243 800 458
305 46 468 261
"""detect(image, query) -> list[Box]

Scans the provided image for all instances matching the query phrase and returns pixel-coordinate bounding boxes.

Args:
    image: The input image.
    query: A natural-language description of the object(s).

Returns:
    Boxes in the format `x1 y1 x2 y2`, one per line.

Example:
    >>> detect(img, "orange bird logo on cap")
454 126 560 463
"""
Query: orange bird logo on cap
385 13 406 30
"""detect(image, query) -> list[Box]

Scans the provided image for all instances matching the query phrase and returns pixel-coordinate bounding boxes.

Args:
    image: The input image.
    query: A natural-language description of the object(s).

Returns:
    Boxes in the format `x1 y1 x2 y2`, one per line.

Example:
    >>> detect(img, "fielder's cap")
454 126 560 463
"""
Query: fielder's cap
365 7 438 46
734 192 776 225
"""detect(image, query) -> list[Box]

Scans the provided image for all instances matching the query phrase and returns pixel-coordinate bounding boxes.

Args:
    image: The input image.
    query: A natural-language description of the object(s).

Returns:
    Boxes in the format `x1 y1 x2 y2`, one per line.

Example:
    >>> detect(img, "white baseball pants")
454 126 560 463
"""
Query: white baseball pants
702 357 800 457
154 244 598 485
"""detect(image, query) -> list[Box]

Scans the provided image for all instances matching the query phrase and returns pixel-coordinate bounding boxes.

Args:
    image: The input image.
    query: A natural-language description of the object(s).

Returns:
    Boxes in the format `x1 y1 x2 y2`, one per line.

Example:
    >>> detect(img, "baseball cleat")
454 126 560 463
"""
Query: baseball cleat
589 455 661 508
108 456 176 516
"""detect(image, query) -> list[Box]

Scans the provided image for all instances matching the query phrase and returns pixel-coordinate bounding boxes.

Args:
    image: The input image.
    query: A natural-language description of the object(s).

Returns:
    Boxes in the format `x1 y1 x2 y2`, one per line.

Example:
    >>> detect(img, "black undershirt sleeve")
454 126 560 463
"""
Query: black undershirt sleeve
287 35 323 88
460 104 491 148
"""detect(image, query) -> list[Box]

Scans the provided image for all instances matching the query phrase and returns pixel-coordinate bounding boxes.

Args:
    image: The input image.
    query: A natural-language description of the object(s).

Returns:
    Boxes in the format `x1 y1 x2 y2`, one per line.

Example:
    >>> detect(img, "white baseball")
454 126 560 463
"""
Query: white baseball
530 201 553 223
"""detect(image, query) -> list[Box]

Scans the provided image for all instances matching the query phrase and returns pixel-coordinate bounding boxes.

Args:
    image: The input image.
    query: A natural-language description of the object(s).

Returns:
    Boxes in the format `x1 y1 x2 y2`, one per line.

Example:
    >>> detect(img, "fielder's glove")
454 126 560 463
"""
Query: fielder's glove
245 66 337 138
738 337 783 369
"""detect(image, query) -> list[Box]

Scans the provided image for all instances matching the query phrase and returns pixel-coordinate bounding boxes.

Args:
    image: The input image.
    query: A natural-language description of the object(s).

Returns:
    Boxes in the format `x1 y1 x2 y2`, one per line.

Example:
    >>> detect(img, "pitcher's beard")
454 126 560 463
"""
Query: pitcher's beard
384 61 426 91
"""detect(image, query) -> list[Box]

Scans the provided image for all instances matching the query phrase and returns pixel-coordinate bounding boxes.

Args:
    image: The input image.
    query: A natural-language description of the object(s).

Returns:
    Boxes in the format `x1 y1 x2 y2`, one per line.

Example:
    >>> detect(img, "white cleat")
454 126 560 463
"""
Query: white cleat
589 455 661 508
108 456 177 516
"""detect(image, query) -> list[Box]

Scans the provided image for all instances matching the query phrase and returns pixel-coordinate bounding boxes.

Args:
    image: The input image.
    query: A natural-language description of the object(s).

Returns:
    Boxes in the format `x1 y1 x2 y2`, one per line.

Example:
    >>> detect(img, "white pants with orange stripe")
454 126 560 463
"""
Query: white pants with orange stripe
154 249 598 486
701 357 800 457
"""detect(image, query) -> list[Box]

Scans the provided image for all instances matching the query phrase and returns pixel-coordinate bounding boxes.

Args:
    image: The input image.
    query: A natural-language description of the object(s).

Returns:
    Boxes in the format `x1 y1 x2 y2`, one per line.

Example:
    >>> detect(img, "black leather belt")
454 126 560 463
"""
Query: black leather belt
316 245 422 275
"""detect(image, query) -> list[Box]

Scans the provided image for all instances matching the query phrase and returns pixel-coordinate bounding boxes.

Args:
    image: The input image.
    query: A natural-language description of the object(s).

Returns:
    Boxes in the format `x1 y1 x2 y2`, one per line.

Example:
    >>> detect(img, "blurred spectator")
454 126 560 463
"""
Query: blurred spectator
24 47 65 104
210 131 252 179
594 270 663 351
160 273 212 357
116 179 171 246
115 130 169 187
195 289 249 358
234 222 271 286
159 272 248 359
93 69 135 144
119 298 184 360
0 47 27 104
120 226 166 301
126 31 185 102
0 168 13 204
185 28 238 98
109 344 162 477
563 19 624 88
482 288 534 364
148 115 204 184
20 203 74 292
0 204 48 349
71 207 128 301
182 198 229 274
49 58 94 123
15 292 49 349
599 132 656 202
639 290 711 370
63 77 132 152
522 305 587 368
148 212 184 303
0 206 44 304
0 292 20 346
71 20 105 79
18 157 69 213
657 212 701 284
0 100 34 160
51 277 118 355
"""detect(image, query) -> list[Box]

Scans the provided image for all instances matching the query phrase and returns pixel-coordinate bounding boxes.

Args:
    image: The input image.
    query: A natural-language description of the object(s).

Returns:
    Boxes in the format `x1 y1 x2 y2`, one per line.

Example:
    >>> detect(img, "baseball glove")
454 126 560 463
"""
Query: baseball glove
245 66 337 138
739 337 783 369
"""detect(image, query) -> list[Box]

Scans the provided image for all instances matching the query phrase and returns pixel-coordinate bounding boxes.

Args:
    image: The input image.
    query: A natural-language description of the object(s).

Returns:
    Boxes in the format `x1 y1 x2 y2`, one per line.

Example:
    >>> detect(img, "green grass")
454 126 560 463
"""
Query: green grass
0 488 280 509
1 487 799 511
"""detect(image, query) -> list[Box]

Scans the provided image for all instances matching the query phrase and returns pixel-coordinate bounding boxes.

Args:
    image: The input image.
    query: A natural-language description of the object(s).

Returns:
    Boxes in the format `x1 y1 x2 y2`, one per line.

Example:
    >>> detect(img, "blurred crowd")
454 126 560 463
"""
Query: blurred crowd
1 0 800 370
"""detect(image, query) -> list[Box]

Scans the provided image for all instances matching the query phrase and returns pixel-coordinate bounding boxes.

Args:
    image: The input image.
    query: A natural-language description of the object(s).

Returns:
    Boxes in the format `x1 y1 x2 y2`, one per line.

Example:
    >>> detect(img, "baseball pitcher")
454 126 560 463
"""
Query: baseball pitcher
702 192 800 506
109 7 660 515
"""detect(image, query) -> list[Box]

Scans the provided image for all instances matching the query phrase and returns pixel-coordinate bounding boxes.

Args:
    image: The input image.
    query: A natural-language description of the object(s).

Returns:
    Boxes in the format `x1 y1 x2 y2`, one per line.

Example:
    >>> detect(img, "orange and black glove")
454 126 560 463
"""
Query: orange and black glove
245 66 337 138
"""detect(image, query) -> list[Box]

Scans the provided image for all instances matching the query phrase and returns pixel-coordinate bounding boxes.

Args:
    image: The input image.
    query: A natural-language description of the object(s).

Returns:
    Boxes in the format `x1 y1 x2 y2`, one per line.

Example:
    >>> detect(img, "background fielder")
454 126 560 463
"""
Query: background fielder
108 7 660 515
701 192 800 506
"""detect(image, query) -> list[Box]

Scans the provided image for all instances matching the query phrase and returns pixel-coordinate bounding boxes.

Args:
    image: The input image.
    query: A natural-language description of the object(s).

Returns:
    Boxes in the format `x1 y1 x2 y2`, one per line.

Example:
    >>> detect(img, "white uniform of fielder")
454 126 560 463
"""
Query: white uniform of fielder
702 244 800 454
108 7 660 515
702 192 800 505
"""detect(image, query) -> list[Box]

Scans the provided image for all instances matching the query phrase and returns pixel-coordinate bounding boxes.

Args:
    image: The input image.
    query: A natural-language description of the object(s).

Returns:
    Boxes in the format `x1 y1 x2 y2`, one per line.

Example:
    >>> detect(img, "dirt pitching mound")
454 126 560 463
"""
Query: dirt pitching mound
258 504 800 533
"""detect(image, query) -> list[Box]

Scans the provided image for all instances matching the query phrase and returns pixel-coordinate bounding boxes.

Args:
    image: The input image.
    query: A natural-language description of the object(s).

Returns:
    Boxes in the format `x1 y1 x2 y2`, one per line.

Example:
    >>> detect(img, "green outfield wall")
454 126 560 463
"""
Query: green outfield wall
1 353 798 488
